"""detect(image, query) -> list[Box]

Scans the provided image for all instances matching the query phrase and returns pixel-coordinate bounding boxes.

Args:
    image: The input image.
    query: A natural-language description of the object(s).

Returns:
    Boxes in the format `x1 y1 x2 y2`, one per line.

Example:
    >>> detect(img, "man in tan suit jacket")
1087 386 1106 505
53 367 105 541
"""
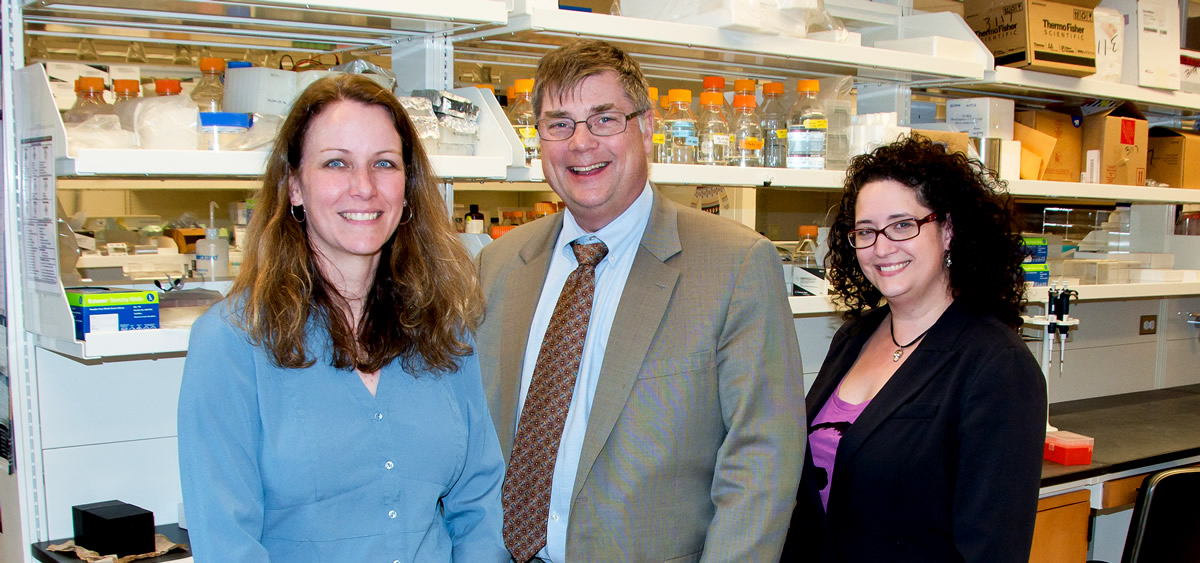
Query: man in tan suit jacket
476 39 804 562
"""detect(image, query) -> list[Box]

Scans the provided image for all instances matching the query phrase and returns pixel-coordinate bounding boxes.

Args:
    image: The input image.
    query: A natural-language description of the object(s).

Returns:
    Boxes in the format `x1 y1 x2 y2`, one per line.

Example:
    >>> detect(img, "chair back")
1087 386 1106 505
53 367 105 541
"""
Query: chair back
1121 467 1200 563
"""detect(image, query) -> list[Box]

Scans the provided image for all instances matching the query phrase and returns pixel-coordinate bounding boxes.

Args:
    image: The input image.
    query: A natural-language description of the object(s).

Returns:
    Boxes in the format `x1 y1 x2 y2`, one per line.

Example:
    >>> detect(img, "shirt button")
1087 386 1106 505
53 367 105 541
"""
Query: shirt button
385 460 394 470
374 412 384 421
388 510 397 519
550 512 559 522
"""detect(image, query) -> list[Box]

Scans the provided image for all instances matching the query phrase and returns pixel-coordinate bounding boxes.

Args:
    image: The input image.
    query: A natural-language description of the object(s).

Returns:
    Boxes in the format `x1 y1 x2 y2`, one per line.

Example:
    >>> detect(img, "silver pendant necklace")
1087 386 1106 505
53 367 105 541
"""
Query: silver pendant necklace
890 316 931 362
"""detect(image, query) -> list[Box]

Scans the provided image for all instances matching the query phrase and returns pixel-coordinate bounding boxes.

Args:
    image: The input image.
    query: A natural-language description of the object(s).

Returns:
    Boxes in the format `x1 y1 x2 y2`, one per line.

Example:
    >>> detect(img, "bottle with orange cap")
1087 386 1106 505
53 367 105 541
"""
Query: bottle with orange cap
790 225 825 296
701 76 733 122
112 79 142 131
648 87 669 164
786 79 827 170
192 57 226 112
697 91 729 166
759 81 788 168
664 89 698 164
731 95 763 167
63 77 115 124
510 78 539 163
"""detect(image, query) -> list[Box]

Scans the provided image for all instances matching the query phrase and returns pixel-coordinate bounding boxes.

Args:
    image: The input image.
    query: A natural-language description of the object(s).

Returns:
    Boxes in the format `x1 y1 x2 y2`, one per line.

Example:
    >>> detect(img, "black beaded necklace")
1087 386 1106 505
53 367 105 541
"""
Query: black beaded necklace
889 316 931 362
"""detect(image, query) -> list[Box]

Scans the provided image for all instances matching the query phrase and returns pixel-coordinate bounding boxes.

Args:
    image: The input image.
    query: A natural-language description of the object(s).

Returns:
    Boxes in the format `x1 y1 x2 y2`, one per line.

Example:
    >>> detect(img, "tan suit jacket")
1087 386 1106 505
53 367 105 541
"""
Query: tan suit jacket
476 190 805 562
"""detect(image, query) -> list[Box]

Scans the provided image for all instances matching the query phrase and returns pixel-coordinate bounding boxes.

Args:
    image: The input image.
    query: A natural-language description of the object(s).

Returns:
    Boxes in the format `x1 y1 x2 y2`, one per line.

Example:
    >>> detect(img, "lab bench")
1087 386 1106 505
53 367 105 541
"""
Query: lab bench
1031 384 1200 563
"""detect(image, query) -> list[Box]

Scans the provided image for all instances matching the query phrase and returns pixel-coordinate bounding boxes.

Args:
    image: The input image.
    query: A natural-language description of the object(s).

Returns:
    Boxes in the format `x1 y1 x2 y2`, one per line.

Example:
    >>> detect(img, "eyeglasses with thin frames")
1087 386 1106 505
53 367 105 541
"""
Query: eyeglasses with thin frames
536 110 645 141
847 213 940 249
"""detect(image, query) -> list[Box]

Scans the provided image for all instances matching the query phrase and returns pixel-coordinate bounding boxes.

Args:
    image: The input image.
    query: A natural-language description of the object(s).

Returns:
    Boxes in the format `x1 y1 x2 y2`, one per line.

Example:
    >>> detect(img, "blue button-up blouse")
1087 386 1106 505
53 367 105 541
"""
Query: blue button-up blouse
178 301 507 562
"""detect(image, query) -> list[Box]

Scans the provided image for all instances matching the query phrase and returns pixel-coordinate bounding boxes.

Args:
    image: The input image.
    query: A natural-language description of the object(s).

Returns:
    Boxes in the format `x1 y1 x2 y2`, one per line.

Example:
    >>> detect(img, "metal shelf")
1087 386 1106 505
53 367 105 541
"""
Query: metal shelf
939 67 1200 117
56 149 508 180
38 328 191 360
24 0 509 51
507 159 847 188
1005 179 1200 205
454 8 986 85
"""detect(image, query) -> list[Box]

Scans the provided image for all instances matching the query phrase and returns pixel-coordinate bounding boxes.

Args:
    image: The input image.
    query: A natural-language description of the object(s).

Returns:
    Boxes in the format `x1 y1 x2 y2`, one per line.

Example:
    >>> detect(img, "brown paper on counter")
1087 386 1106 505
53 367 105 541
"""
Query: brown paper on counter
46 534 188 563
1014 122 1057 179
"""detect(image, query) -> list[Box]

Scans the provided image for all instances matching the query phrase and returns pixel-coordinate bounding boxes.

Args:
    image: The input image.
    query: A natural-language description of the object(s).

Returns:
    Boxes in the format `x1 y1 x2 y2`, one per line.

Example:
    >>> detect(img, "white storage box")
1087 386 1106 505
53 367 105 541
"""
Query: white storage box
621 0 778 34
946 97 1015 140
1098 0 1181 90
76 253 190 282
1129 268 1184 282
224 66 297 116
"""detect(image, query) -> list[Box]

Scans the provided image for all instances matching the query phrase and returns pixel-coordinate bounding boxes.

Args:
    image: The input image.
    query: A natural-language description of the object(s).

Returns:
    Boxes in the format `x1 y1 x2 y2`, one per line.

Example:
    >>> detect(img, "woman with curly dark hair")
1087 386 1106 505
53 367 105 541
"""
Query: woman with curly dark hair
782 136 1046 562
177 74 506 561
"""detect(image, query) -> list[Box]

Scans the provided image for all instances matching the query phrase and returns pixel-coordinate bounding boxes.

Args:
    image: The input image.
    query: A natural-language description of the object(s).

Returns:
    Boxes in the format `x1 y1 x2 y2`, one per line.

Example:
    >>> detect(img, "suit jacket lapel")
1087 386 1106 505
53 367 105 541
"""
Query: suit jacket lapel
570 190 681 503
496 215 562 459
833 302 969 468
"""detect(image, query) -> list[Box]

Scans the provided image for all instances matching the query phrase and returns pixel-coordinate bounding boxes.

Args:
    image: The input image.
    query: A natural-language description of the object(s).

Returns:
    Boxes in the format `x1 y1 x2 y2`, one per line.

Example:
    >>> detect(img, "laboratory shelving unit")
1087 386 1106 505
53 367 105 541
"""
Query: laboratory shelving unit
1 0 1200 560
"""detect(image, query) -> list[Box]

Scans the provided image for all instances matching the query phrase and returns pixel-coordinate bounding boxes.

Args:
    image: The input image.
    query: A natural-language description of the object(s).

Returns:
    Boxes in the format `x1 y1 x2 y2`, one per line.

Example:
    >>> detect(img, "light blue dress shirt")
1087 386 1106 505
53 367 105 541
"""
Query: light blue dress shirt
178 300 507 562
515 182 654 563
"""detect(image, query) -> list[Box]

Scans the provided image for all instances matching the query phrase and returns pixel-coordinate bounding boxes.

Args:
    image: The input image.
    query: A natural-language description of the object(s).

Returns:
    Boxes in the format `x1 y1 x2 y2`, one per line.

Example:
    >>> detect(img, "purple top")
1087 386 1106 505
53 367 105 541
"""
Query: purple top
809 384 870 510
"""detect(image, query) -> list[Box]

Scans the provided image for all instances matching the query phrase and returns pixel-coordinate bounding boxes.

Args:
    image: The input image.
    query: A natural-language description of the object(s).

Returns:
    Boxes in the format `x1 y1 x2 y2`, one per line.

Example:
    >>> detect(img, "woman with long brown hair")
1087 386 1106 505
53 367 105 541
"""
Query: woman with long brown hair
178 74 506 561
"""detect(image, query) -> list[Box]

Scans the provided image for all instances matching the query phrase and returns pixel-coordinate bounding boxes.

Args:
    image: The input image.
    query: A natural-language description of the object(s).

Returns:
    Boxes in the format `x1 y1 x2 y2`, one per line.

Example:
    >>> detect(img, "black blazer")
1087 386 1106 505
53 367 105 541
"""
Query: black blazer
782 301 1046 563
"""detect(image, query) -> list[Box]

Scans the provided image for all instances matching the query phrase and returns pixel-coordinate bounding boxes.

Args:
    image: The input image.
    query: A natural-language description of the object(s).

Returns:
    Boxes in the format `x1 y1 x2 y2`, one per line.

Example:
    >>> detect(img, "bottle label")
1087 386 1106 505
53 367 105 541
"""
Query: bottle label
517 125 536 139
802 118 828 130
684 136 699 147
740 137 764 150
774 129 787 139
713 135 730 146
653 133 666 145
670 121 698 147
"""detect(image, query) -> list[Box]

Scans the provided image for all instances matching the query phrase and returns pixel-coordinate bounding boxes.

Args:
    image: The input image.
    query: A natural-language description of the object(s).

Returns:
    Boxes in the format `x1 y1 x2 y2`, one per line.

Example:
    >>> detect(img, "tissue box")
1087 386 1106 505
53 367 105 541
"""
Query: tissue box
1044 431 1094 465
72 500 155 556
65 288 160 341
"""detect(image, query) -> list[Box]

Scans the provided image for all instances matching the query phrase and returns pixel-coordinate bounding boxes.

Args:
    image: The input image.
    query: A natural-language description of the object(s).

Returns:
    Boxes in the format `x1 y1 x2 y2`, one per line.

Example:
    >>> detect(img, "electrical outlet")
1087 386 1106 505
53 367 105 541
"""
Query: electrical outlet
1139 315 1158 335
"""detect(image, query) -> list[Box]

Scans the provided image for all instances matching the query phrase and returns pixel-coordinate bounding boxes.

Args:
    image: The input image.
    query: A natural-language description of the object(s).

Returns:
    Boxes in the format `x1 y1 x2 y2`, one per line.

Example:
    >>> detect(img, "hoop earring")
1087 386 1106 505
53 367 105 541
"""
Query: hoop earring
397 201 412 225
290 205 306 223
944 251 952 269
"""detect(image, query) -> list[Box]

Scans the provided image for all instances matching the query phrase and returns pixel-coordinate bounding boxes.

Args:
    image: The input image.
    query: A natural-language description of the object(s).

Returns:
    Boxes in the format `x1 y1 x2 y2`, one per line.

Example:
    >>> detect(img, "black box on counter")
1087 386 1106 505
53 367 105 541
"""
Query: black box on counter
72 500 155 556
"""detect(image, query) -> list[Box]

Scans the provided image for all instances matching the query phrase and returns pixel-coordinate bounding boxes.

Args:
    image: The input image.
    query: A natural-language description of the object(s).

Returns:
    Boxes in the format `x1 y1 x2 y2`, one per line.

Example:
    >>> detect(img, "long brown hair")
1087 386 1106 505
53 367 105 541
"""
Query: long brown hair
231 74 483 374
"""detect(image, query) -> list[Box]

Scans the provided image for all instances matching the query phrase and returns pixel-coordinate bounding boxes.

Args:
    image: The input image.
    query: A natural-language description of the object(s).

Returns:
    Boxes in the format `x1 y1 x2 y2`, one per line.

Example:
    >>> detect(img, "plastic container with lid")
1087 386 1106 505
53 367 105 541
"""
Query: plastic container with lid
759 81 788 168
533 201 557 219
1044 430 1094 465
197 112 251 150
665 89 698 164
701 76 732 122
63 76 115 124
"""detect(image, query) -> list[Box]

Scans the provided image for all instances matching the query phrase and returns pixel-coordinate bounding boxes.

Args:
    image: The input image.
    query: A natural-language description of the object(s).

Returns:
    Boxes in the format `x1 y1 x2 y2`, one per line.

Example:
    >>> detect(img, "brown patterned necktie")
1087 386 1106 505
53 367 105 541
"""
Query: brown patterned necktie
503 240 608 563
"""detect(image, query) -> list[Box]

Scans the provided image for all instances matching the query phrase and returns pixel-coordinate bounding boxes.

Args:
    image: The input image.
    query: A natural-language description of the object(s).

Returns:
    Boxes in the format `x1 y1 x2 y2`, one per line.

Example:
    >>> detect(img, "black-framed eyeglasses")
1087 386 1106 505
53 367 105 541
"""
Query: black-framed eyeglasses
847 213 940 249
536 110 645 141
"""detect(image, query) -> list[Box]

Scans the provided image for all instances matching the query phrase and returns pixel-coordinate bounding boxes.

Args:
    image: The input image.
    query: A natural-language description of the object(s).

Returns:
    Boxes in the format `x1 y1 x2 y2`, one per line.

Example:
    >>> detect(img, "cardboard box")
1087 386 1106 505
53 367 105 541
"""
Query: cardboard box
1022 263 1050 286
965 0 1098 77
1022 235 1050 263
947 97 1015 139
1016 108 1083 181
1181 50 1200 94
1081 100 1148 185
1098 0 1180 90
1148 127 1200 189
64 288 160 341
910 129 971 158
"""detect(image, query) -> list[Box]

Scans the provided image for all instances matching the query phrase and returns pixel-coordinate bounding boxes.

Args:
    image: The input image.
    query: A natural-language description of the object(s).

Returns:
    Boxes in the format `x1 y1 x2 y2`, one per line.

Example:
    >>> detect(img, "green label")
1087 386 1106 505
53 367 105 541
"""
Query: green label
66 289 158 307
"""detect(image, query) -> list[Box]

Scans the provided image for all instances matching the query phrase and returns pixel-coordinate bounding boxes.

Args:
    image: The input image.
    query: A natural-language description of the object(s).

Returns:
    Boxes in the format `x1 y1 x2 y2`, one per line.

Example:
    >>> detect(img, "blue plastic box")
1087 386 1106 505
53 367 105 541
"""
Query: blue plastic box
65 288 160 341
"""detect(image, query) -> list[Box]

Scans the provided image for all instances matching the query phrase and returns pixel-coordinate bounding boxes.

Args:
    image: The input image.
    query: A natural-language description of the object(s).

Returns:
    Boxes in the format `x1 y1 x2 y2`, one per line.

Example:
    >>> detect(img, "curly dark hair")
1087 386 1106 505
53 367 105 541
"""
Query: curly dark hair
826 135 1026 328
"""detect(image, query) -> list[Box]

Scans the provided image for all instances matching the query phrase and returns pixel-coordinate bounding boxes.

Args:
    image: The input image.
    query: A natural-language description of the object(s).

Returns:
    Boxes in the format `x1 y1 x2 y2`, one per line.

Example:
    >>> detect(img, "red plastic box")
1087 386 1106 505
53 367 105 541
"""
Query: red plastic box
1044 430 1094 465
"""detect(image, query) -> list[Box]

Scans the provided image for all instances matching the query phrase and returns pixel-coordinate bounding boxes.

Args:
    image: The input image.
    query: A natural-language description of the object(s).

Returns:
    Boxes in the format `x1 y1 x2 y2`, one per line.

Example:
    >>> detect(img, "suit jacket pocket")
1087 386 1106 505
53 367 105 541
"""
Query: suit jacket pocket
892 402 939 419
638 350 714 380
664 551 702 563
